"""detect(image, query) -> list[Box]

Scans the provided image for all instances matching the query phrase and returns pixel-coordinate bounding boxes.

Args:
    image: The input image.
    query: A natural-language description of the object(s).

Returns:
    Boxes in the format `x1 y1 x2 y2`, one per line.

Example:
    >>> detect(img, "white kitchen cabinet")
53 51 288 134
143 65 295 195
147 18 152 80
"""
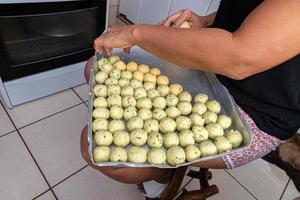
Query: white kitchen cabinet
168 0 212 16
119 0 142 24
138 0 173 24
207 0 221 14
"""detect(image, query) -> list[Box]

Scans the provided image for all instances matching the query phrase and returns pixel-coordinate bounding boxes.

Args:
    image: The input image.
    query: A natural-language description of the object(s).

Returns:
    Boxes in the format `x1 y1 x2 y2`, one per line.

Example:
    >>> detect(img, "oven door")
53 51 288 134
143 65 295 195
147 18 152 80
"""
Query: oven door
0 0 107 81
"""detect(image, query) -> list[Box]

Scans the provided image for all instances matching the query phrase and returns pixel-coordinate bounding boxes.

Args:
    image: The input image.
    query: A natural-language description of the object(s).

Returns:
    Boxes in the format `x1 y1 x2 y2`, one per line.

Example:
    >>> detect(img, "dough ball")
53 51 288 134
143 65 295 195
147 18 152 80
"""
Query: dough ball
179 91 192 102
152 109 167 121
107 95 122 107
179 130 195 147
109 69 121 79
99 63 113 73
110 106 123 120
157 75 169 85
157 85 170 97
134 87 147 99
147 89 160 99
217 115 232 129
95 71 108 84
163 132 179 148
118 78 130 87
121 70 133 80
93 146 110 162
177 102 192 115
107 85 121 96
203 111 218 124
190 113 205 127
128 146 147 163
194 93 209 104
199 141 217 157
108 55 120 65
138 64 150 73
93 97 108 108
110 147 127 162
92 107 109 119
114 60 127 71
166 94 179 107
169 84 183 96
92 118 109 132
180 21 191 29
166 146 186 166
130 129 148 146
136 97 152 109
138 108 152 121
122 95 136 108
127 117 144 131
113 130 130 147
214 136 233 153
144 73 156 83
144 82 156 91
123 106 138 121
206 100 221 113
109 120 125 133
206 123 224 139
130 79 143 89
105 77 118 86
147 148 166 165
97 58 109 67
153 96 167 109
94 130 113 146
133 71 144 82
121 86 134 96
143 119 159 133
185 145 201 162
176 116 192 131
93 84 107 97
192 126 209 143
166 106 181 119
147 132 163 148
150 67 161 76
192 103 207 115
226 130 243 148
159 118 176 134
127 61 138 72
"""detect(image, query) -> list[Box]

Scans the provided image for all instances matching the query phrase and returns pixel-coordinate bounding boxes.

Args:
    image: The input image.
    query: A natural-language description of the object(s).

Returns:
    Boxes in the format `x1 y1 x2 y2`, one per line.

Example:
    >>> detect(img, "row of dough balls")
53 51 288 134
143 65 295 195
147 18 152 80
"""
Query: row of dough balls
93 129 242 166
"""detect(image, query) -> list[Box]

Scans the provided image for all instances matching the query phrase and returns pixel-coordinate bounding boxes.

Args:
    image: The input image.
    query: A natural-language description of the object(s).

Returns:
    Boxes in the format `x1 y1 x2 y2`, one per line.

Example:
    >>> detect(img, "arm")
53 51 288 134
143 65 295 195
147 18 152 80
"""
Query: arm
95 0 300 80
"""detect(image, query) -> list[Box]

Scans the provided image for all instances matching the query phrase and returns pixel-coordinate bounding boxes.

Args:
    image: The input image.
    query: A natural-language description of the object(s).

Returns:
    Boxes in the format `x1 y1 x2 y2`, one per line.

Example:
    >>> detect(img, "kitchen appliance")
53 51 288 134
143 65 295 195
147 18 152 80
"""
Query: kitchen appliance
0 0 108 108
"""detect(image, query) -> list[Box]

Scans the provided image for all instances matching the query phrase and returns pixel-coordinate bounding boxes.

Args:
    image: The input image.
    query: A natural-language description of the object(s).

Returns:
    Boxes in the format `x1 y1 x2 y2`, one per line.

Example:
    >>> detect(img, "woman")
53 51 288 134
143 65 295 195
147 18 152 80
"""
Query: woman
81 0 300 198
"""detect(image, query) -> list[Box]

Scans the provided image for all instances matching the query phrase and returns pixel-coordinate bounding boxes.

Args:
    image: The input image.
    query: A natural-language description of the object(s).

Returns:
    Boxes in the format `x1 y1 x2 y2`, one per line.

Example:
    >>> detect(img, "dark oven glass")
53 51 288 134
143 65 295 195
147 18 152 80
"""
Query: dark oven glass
0 0 106 81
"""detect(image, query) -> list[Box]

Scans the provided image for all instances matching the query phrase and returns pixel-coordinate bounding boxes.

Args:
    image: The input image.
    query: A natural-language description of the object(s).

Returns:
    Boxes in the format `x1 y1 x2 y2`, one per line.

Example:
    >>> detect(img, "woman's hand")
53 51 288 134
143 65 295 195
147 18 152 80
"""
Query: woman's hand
94 25 137 55
159 9 211 28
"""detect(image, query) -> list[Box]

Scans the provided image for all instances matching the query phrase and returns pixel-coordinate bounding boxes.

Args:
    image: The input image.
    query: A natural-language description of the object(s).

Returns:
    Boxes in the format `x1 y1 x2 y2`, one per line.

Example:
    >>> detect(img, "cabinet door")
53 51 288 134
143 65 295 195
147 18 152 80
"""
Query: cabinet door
169 0 212 16
119 0 142 24
207 0 221 14
138 0 172 24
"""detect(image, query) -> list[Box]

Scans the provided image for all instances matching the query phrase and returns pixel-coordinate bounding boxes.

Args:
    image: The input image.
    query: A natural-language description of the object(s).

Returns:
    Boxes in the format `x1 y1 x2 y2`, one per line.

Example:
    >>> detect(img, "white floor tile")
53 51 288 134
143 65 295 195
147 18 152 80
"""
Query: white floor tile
53 166 145 200
73 83 89 102
281 179 300 200
227 158 289 200
0 132 48 200
6 90 82 128
35 191 56 200
20 104 88 186
183 169 256 200
0 104 15 136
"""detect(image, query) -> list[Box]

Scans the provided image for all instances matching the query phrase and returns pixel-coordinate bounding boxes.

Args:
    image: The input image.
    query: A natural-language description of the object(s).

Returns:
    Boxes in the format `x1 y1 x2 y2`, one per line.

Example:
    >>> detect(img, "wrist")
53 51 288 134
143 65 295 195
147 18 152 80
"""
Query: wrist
130 24 141 45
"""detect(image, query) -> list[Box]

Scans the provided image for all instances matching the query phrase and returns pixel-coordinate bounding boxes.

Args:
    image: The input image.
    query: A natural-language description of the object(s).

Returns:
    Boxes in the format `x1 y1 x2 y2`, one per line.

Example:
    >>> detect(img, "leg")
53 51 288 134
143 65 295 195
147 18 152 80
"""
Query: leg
80 126 174 184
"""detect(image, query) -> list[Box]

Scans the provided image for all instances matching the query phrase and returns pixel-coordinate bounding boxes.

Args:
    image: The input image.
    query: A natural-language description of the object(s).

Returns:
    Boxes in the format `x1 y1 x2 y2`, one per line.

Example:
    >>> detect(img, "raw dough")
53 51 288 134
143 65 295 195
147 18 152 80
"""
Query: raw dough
134 87 147 99
190 113 205 127
179 130 195 147
127 61 138 72
153 96 167 109
138 64 150 73
108 55 120 65
163 132 180 148
157 75 169 85
93 85 107 97
147 89 160 99
214 136 233 153
144 73 156 83
143 119 159 133
110 147 127 162
123 106 138 121
192 103 207 115
118 78 130 87
166 146 186 166
92 107 109 119
138 108 152 121
108 120 125 133
105 77 118 86
127 117 144 131
121 70 133 80
192 126 209 143
93 97 108 108
113 130 130 147
144 82 156 91
217 115 232 129
133 71 144 82
150 67 161 76
199 141 217 157
107 95 122 107
122 95 136 108
178 91 192 102
177 102 192 115
169 84 183 96
147 148 166 165
176 116 192 131
93 146 110 162
95 71 108 84
205 100 221 113
130 129 148 146
136 97 152 109
121 86 134 96
203 111 218 124
97 58 109 67
109 69 121 79
110 106 123 120
226 130 243 148
157 85 170 97
130 79 143 89
128 146 147 163
107 85 121 96
92 118 108 131
165 107 181 119
152 109 167 121
185 145 201 162
147 132 163 148
159 118 176 133
114 60 127 71
194 93 208 104
206 123 224 139
94 130 113 146
99 63 113 74
166 94 179 107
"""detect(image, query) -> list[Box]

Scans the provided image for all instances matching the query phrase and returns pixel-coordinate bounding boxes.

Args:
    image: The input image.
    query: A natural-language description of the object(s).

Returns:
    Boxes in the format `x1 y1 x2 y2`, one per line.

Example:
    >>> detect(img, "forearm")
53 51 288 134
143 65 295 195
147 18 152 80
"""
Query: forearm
132 25 241 79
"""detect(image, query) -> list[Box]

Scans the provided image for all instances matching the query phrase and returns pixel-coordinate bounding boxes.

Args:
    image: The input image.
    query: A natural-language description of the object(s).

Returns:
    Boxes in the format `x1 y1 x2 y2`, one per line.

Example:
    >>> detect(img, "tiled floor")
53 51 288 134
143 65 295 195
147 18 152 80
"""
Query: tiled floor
0 83 299 200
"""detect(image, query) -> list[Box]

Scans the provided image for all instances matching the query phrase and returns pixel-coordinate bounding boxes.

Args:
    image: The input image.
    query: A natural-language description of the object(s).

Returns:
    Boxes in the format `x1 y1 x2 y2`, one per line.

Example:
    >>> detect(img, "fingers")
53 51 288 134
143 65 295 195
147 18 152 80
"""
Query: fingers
159 9 185 27
172 10 192 27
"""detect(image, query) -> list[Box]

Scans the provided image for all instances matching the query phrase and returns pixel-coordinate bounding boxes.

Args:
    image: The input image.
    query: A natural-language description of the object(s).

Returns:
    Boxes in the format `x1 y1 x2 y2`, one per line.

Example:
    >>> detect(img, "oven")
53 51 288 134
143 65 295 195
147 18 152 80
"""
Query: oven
0 0 107 108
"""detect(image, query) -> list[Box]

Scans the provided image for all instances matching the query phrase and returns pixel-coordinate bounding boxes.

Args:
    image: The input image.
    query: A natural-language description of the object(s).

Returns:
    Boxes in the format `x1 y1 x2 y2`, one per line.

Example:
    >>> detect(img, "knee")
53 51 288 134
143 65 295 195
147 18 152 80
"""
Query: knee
84 57 94 82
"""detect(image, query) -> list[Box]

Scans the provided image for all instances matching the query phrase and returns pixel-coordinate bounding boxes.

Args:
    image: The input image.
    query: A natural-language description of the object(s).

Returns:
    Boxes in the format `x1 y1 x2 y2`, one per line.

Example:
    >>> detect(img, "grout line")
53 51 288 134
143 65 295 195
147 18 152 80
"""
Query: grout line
0 130 16 139
279 178 290 200
1 103 59 200
51 165 89 189
0 101 17 138
224 170 258 200
71 87 86 103
32 188 52 200
17 102 85 130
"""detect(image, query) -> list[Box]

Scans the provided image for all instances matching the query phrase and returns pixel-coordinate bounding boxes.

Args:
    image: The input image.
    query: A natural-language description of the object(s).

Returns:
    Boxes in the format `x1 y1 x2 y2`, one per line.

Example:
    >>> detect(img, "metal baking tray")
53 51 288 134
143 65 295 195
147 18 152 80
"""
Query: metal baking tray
88 47 253 168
